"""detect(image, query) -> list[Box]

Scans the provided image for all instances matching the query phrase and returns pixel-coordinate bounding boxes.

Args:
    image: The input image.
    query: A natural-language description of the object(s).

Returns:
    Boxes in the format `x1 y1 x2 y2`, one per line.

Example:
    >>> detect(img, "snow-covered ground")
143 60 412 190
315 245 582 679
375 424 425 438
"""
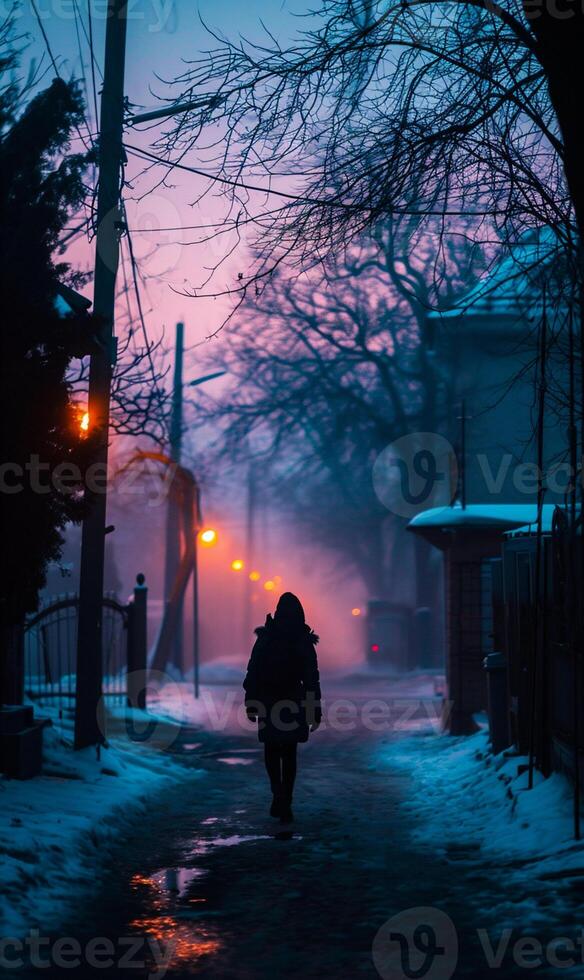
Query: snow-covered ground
0 700 200 938
381 724 583 927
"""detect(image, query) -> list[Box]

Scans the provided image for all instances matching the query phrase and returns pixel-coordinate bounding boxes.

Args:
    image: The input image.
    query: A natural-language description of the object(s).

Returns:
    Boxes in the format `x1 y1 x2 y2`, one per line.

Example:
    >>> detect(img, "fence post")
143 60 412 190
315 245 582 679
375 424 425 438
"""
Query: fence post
127 573 148 710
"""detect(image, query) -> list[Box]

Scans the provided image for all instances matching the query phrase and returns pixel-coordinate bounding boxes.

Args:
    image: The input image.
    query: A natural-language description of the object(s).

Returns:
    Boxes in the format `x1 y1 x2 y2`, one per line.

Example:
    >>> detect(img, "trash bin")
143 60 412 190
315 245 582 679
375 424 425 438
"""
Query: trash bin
483 651 511 755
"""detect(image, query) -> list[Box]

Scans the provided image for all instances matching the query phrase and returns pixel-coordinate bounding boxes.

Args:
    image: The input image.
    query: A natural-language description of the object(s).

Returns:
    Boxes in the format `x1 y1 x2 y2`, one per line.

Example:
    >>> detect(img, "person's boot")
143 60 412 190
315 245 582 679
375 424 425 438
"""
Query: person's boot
279 795 294 823
270 788 283 818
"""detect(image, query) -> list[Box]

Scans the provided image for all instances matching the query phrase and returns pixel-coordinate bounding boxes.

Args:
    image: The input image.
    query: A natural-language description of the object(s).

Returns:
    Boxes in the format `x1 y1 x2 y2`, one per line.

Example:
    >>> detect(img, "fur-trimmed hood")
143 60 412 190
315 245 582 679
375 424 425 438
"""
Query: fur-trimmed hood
254 613 319 645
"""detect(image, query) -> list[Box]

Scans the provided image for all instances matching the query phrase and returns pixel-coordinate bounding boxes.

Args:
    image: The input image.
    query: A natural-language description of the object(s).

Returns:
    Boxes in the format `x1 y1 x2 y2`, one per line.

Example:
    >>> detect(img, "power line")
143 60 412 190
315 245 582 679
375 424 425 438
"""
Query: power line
122 204 169 434
124 143 514 217
31 0 60 78
71 0 95 149
31 0 94 154
86 0 101 128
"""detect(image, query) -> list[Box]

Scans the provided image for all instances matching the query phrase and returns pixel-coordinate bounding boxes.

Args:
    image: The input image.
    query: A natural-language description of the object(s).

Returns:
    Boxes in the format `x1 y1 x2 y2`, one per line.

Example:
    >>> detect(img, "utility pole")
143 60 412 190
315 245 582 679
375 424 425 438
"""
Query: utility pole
193 482 201 699
164 322 184 673
74 0 128 749
244 464 257 643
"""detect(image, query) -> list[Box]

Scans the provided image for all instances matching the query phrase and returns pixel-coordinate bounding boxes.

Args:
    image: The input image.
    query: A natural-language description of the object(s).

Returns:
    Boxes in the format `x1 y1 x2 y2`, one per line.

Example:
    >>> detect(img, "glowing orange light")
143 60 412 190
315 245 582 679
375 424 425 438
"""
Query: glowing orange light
264 580 276 592
199 528 218 547
273 575 282 585
231 559 244 571
249 570 261 582
351 607 362 617
80 411 90 433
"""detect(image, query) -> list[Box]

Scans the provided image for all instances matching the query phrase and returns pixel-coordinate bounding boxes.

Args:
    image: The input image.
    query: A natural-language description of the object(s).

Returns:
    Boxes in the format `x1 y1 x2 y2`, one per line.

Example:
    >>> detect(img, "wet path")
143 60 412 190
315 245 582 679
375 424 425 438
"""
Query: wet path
31 687 581 979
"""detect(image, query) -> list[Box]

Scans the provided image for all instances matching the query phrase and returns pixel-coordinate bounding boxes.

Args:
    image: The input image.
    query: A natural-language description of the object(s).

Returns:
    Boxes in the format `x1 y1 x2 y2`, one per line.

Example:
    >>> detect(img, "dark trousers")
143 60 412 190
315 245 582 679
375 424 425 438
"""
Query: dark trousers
264 741 298 801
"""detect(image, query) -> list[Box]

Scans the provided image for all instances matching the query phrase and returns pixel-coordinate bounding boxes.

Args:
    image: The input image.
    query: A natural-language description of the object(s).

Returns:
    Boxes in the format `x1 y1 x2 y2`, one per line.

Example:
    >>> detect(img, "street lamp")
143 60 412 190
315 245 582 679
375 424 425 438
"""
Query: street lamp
199 528 218 547
231 559 245 571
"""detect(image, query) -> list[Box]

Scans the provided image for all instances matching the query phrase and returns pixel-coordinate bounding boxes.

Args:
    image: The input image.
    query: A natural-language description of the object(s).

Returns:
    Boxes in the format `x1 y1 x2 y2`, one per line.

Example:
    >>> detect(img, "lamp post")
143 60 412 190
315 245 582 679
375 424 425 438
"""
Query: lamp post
163 351 225 681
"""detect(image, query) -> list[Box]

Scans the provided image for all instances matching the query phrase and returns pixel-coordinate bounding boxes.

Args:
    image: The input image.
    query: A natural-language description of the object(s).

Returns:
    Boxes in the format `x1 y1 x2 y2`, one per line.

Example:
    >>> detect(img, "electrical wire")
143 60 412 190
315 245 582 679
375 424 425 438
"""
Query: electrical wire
122 210 169 435
124 143 516 218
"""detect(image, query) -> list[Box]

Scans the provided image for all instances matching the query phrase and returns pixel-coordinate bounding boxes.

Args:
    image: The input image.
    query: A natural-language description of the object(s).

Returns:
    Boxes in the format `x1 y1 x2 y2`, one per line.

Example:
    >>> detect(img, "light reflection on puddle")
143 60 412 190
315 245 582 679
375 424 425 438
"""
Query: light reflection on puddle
217 756 255 766
188 834 271 856
129 872 220 971
128 831 301 972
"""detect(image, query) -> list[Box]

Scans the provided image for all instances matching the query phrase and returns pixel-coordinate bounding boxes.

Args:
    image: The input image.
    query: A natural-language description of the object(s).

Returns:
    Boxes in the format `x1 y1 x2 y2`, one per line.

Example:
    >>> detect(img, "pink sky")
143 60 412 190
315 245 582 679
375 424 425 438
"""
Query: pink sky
21 0 370 666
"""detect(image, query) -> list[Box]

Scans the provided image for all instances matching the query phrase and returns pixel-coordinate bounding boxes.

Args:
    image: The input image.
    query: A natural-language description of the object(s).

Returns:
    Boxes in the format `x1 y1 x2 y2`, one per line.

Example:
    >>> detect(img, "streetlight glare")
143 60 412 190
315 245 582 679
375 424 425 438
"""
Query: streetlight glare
351 607 362 617
264 580 276 592
231 559 245 571
199 528 218 546
249 570 261 582
80 412 90 433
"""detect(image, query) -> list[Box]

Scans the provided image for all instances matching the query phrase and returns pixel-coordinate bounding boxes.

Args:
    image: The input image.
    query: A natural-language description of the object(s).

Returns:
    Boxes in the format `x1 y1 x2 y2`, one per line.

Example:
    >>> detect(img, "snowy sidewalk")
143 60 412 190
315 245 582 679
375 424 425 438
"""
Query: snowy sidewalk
0 701 201 937
381 725 583 928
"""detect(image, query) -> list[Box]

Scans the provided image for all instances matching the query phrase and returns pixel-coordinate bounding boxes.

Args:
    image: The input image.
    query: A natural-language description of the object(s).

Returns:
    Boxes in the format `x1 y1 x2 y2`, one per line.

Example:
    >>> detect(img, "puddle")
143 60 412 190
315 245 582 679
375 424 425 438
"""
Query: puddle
129 870 221 971
217 756 255 766
188 834 271 856
131 868 207 899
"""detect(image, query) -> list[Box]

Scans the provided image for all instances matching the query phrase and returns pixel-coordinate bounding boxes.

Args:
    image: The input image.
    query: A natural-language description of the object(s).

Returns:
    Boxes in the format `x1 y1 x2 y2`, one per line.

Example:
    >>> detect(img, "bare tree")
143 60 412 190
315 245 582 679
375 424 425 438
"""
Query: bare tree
133 0 582 307
193 219 483 592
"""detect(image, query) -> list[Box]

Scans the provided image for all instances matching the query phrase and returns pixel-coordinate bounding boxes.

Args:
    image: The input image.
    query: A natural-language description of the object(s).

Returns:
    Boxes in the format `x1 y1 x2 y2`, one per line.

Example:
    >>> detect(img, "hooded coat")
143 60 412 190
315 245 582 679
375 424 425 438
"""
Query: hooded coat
243 598 322 744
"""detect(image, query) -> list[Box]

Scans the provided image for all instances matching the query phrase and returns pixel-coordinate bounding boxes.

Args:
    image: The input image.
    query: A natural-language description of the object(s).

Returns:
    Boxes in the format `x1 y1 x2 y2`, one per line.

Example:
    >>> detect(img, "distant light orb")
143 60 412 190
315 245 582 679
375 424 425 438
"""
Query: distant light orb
249 570 261 582
264 580 276 592
371 643 380 653
80 411 90 433
351 607 362 617
199 528 218 546
231 559 245 571
273 575 282 585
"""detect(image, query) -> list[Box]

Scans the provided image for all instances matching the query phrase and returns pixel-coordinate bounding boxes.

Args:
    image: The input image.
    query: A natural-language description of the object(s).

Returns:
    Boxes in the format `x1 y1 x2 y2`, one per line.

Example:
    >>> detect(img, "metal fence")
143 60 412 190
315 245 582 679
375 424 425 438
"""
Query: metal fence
24 591 131 707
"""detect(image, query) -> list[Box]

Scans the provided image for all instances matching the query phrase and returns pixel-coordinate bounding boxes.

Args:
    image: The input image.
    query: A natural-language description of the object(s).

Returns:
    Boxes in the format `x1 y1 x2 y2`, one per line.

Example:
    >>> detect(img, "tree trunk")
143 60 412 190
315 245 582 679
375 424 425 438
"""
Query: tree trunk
0 621 25 706
527 10 584 240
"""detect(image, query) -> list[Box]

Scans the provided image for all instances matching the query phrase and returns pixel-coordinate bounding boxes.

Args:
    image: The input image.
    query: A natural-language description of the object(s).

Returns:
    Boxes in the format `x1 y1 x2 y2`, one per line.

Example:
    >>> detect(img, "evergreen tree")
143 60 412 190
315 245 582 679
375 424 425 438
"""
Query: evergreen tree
0 39 95 690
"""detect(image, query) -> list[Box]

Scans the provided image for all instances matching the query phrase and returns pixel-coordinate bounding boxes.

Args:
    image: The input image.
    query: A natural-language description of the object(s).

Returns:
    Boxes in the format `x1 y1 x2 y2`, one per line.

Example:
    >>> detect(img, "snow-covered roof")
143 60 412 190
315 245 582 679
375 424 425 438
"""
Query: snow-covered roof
427 227 561 324
408 502 557 533
506 505 580 538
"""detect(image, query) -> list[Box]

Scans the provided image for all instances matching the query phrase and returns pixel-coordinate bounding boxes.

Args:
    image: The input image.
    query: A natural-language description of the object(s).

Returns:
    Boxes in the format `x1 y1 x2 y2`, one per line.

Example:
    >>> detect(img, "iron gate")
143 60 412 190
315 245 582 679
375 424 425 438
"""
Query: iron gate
24 592 130 706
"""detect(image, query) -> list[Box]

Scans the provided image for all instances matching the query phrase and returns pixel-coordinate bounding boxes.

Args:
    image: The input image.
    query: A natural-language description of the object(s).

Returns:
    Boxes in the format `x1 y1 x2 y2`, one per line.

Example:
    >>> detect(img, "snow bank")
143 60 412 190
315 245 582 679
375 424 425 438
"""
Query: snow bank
381 728 583 920
0 701 200 937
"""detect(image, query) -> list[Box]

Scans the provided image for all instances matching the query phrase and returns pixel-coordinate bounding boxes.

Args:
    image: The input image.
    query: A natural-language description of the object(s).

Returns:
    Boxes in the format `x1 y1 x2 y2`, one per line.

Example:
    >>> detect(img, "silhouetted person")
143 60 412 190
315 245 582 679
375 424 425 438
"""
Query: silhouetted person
244 593 322 822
